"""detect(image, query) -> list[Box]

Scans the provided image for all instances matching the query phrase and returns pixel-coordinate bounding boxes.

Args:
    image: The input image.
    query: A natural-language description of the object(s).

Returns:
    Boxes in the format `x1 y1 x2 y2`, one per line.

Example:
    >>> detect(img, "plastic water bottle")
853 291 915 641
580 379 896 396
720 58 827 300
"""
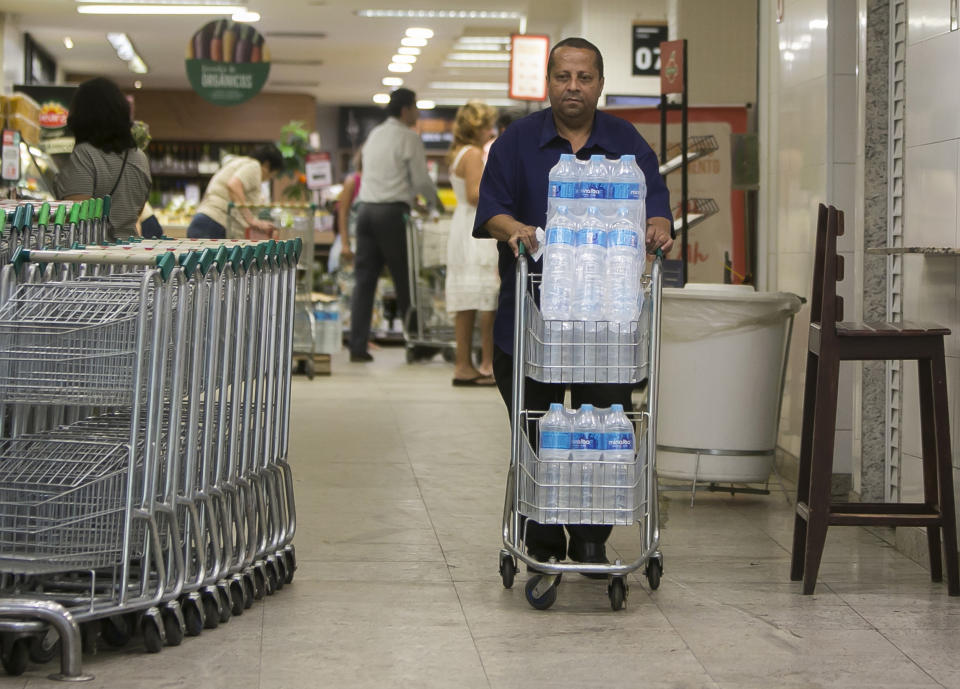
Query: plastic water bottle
602 404 636 521
604 207 641 324
539 402 571 523
572 404 603 523
610 154 644 202
541 205 577 321
572 207 607 321
547 153 578 217
576 155 610 209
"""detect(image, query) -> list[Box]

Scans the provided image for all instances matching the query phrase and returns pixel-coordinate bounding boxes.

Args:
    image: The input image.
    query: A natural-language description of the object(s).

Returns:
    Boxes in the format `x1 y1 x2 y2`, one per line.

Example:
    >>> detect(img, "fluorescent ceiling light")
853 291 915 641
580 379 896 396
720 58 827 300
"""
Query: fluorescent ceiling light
134 80 142 89
442 61 508 69
78 4 244 15
107 32 149 73
447 52 510 61
232 9 260 22
392 54 416 64
416 100 435 110
388 63 413 73
428 81 508 90
405 27 434 39
397 46 420 55
382 76 403 86
452 43 509 52
373 93 390 104
401 37 427 47
360 9 521 19
63 37 74 49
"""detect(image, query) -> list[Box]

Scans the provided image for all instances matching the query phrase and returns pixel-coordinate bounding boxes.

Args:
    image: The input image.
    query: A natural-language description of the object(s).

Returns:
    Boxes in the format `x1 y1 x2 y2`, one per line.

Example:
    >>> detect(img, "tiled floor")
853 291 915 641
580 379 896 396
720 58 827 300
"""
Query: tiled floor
20 346 960 688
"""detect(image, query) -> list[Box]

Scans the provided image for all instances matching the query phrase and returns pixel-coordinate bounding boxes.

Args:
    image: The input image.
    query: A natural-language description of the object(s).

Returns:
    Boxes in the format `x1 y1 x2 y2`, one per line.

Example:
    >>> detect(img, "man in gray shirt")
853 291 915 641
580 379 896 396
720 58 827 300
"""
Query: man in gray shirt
349 88 437 362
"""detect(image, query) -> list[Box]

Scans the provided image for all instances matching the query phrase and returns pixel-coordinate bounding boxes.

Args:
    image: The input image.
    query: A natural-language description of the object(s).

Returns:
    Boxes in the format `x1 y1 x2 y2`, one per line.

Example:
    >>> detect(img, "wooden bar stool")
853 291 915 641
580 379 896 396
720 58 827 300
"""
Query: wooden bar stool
790 204 960 595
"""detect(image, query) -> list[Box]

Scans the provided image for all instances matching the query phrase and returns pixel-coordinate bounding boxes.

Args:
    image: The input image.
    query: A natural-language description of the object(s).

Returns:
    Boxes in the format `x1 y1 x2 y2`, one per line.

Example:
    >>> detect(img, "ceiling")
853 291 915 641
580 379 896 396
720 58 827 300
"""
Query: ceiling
0 0 577 106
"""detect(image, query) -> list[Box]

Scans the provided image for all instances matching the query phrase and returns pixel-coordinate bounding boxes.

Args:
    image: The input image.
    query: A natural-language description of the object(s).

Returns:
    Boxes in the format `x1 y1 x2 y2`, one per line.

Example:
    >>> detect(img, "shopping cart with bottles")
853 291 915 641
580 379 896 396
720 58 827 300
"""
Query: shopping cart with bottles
0 216 299 681
227 202 320 377
498 244 665 611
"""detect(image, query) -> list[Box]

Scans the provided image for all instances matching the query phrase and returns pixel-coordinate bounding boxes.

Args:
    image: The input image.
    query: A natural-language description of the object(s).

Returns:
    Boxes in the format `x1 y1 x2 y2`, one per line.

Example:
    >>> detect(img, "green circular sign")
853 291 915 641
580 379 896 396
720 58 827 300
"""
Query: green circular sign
186 20 270 106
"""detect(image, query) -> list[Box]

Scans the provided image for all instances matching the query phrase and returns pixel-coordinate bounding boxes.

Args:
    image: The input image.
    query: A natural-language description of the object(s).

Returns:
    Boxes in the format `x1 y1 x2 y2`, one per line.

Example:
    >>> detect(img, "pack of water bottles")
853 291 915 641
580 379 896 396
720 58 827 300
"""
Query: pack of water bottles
541 153 648 325
521 402 645 526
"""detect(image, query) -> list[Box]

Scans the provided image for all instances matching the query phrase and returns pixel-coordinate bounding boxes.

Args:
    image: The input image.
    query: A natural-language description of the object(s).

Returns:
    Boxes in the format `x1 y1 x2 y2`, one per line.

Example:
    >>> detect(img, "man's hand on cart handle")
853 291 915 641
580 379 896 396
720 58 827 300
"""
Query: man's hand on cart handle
509 224 539 258
645 217 674 255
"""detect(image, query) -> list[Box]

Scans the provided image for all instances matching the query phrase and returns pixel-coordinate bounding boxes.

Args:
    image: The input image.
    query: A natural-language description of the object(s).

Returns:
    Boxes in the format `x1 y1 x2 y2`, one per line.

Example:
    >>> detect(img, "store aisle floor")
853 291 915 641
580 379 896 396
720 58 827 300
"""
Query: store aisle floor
22 346 960 689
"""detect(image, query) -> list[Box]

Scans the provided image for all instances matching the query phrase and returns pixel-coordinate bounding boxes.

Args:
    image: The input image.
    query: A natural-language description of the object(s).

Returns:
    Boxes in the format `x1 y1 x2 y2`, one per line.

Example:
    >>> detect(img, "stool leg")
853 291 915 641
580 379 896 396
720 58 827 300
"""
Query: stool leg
802 352 840 595
792 351 820 581
918 358 944 582
931 350 960 595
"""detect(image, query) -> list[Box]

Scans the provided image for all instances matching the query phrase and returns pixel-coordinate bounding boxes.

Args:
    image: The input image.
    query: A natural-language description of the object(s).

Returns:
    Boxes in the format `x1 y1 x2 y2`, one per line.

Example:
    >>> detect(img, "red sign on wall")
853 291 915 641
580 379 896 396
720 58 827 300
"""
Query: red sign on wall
660 40 685 95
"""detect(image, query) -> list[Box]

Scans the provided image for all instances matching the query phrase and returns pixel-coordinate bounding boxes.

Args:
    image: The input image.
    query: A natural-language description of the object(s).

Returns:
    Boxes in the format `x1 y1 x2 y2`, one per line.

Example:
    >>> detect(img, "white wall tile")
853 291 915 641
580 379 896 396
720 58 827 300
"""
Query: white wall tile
831 76 858 165
830 0 859 74
905 32 960 145
907 0 953 44
778 0 829 87
902 254 960 356
831 164 857 252
777 250 814 297
903 141 959 247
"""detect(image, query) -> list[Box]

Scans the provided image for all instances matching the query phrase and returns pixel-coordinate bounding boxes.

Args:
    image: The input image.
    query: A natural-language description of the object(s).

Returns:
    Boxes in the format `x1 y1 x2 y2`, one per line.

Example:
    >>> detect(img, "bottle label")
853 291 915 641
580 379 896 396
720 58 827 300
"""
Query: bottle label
572 432 602 450
608 229 638 249
549 181 577 199
541 431 571 450
577 229 606 247
604 432 635 452
546 227 575 245
577 182 607 200
611 182 641 200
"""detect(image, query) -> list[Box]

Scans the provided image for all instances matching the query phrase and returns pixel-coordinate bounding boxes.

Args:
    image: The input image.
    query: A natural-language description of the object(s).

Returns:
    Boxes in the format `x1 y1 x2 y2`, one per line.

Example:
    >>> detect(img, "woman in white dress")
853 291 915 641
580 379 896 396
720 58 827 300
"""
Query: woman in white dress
446 101 500 386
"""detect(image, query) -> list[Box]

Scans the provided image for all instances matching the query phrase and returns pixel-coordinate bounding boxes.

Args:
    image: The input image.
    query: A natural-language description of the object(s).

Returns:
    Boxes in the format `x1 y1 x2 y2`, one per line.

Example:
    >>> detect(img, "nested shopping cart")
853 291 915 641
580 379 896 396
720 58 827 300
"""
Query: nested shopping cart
0 231 300 681
0 199 107 267
498 245 665 611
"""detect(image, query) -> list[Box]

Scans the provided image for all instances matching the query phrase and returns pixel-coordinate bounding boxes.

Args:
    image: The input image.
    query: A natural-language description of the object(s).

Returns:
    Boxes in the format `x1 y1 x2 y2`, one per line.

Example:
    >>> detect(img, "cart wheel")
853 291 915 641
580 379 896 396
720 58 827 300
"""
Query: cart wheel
202 593 220 629
218 593 233 624
242 574 256 608
266 563 280 594
230 581 246 616
304 358 315 380
252 567 266 600
80 622 98 655
141 618 163 654
161 609 184 647
183 599 204 637
405 346 416 364
2 638 28 676
282 550 296 584
28 631 59 664
646 558 663 591
274 558 287 591
524 575 559 610
608 577 627 611
442 347 456 363
499 552 516 589
101 615 130 648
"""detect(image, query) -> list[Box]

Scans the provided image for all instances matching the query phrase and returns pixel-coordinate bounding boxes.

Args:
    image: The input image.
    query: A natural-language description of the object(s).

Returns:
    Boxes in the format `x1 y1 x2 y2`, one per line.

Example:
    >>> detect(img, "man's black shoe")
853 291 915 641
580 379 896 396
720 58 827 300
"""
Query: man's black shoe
349 352 374 362
569 540 609 579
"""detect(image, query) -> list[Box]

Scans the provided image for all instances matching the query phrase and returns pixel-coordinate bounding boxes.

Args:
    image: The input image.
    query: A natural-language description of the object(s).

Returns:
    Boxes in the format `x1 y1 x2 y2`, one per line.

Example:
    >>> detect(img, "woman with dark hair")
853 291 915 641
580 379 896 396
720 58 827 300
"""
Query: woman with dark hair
188 144 283 239
55 77 151 242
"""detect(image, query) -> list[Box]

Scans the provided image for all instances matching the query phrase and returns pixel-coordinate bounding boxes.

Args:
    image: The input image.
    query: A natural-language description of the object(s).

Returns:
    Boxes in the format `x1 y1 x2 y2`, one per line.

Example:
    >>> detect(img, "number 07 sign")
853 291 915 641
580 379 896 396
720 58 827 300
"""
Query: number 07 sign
509 34 549 101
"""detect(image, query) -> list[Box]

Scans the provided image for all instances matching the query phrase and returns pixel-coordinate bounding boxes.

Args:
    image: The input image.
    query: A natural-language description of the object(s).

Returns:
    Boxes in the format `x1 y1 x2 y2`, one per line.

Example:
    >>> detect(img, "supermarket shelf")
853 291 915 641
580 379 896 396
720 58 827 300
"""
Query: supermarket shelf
672 197 719 233
658 135 719 177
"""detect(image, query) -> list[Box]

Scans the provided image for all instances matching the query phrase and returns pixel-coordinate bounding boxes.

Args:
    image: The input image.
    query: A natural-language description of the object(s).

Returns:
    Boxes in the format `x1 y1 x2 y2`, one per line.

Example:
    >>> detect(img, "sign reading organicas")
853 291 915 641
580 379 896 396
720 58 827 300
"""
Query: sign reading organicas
186 20 270 106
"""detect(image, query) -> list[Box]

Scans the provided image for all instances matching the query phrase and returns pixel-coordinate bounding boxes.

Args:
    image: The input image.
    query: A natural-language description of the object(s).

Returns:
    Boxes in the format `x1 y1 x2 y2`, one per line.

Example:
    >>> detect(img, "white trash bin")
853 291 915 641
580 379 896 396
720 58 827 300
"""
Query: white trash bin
656 283 802 492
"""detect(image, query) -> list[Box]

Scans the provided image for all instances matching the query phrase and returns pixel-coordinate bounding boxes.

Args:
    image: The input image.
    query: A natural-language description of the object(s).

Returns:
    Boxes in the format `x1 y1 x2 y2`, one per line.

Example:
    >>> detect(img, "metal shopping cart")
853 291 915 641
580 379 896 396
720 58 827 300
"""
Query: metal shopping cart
402 212 458 364
498 245 665 611
0 229 299 680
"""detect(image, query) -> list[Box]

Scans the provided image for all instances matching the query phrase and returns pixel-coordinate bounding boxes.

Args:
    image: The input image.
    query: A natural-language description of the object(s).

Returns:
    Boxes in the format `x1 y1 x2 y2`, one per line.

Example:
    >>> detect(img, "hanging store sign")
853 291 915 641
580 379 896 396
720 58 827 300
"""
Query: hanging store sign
305 152 332 190
186 20 270 106
632 24 667 76
509 34 549 101
660 39 686 95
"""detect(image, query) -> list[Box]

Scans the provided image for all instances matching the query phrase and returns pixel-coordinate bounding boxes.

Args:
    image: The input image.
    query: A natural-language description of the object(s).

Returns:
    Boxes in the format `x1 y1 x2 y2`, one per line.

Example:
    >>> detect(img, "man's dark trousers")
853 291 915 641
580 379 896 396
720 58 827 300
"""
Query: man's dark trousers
349 201 411 356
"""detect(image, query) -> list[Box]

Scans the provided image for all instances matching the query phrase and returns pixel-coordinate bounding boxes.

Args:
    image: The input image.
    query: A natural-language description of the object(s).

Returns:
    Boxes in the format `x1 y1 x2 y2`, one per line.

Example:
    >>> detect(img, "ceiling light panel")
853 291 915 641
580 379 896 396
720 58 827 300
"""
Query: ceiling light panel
359 10 521 19
401 37 427 47
405 27 434 38
382 76 403 86
397 47 420 55
392 54 416 64
78 4 244 14
388 63 413 73
428 81 508 90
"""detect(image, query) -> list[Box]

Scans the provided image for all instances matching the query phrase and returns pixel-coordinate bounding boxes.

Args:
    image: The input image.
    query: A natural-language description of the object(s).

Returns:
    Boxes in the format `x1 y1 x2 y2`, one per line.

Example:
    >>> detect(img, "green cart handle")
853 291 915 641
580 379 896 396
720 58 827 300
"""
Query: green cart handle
102 195 112 219
155 252 177 281
0 208 6 236
69 202 81 225
20 204 33 232
78 200 90 222
180 250 201 278
54 203 67 227
198 248 216 276
93 197 104 219
37 202 50 228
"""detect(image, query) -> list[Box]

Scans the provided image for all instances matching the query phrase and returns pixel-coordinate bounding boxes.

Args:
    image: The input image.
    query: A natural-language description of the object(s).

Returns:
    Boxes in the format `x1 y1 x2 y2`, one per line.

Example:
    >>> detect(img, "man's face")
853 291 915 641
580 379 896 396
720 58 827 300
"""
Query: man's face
401 103 419 127
547 47 604 123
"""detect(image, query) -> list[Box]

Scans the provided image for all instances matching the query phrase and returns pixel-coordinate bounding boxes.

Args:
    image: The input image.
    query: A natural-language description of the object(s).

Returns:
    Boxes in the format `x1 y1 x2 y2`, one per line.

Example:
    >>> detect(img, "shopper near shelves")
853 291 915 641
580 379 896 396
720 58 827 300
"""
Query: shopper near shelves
349 87 438 363
186 144 283 239
446 100 500 386
55 77 151 242
474 37 674 571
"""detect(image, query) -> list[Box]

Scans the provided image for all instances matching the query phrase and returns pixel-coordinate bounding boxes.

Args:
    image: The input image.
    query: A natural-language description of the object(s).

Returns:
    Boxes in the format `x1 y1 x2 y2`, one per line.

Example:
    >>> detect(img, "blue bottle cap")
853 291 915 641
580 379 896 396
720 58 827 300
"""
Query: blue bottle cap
611 404 624 412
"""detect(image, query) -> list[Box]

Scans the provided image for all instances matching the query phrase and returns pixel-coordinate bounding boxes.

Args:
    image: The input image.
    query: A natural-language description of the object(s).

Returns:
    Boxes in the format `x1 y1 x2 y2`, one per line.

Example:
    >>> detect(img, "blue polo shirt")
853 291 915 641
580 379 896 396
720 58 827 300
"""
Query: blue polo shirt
473 107 672 355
